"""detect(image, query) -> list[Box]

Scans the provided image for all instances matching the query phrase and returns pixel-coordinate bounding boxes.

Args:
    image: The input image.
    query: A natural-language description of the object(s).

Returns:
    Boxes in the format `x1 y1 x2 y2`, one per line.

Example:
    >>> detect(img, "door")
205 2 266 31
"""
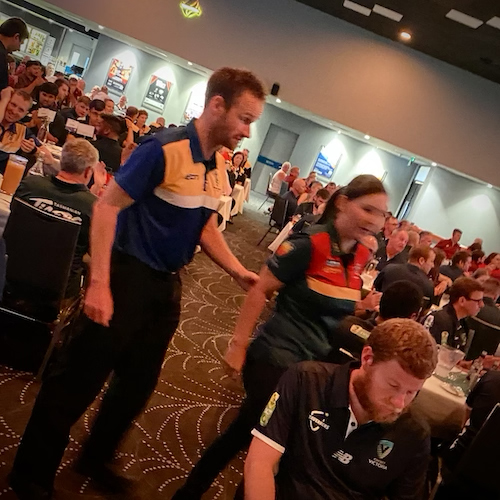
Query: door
252 124 299 194
68 44 92 73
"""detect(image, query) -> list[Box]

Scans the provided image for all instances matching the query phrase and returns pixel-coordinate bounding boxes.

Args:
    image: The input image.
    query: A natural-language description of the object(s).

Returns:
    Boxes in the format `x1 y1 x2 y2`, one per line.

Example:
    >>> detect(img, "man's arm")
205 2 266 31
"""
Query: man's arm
244 437 282 500
200 213 258 291
83 179 134 326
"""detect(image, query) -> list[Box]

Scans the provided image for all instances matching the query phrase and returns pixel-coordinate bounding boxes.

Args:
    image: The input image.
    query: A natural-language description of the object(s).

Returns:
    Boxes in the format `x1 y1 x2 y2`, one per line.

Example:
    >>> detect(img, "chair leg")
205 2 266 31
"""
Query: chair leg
36 319 63 381
258 195 270 210
257 228 271 246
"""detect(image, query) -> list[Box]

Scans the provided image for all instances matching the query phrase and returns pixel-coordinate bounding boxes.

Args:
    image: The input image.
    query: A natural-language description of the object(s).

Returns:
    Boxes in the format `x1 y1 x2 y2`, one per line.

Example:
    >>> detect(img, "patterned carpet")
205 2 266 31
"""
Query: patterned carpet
0 201 276 500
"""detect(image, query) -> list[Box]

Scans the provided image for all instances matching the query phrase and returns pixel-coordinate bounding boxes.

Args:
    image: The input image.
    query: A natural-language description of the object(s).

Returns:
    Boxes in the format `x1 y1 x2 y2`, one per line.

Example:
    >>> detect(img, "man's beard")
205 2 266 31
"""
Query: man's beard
352 373 406 424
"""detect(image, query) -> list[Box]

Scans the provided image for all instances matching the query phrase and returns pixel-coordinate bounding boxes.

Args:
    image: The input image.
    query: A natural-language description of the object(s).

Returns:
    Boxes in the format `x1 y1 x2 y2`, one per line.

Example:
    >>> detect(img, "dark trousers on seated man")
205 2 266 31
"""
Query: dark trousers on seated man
11 251 182 493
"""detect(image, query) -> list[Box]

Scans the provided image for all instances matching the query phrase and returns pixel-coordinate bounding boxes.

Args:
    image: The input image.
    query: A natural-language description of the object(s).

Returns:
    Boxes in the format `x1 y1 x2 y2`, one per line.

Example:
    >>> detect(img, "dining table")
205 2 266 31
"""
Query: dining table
231 184 245 216
217 195 233 232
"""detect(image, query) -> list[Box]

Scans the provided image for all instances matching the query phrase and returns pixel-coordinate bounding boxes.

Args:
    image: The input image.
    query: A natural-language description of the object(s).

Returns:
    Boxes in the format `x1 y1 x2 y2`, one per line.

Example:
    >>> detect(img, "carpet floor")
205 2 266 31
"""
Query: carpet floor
0 202 277 500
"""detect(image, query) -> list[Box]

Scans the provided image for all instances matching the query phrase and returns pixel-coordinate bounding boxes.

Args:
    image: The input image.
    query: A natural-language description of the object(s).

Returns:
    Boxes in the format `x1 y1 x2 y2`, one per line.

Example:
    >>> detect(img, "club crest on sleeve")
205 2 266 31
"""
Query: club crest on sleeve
276 241 294 257
260 392 280 427
377 440 394 460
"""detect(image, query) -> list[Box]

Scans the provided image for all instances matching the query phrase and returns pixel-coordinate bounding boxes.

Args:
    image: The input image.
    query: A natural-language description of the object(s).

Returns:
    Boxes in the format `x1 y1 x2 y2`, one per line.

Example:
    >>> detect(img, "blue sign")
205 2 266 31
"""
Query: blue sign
313 150 334 178
257 155 283 170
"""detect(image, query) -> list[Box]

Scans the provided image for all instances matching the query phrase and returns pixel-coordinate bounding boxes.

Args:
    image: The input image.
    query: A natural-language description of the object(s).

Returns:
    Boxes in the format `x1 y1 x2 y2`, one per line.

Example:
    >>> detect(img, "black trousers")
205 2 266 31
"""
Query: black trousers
12 251 182 491
174 354 286 499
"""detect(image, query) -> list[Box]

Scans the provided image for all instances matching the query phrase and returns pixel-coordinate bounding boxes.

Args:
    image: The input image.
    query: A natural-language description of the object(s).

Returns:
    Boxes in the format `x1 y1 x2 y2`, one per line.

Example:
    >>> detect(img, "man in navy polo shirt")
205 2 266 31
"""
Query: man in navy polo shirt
11 67 266 500
245 319 437 500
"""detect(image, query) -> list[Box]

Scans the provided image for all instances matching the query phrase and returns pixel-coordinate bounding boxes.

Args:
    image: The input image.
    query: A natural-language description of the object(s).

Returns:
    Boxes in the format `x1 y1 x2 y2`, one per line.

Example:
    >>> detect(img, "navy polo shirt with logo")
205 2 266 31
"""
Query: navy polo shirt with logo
113 120 226 272
252 361 431 500
247 222 370 368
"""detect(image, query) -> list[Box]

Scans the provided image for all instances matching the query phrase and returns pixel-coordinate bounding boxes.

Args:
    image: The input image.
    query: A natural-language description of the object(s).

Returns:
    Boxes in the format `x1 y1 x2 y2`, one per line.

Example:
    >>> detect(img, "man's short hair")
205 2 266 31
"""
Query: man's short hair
448 277 484 304
101 114 125 135
89 99 105 112
471 250 485 262
472 268 489 280
409 245 434 263
55 78 69 89
482 278 500 298
126 106 138 118
453 228 463 235
420 230 431 239
379 281 423 320
205 67 266 109
137 109 148 117
37 82 58 97
367 318 437 379
26 60 42 69
77 96 91 106
316 188 330 201
452 250 470 266
0 17 29 40
13 89 32 105
60 139 98 175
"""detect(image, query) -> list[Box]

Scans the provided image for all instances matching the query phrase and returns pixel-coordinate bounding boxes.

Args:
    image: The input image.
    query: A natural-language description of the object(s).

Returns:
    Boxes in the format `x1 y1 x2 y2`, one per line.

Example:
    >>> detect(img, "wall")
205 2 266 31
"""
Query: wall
243 103 416 213
39 0 500 188
83 35 207 123
56 30 97 71
408 168 500 254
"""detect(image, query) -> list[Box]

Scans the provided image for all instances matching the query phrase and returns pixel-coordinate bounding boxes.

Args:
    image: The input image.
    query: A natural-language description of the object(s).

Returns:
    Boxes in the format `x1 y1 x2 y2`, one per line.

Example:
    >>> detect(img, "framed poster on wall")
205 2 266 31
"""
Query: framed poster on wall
105 58 133 94
182 90 205 124
142 75 172 111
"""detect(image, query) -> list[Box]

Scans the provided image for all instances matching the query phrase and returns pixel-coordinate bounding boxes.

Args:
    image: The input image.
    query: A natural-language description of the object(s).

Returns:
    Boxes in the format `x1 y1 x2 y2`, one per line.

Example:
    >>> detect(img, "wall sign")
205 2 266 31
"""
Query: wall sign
143 75 172 111
313 149 335 178
180 0 202 18
105 58 133 94
182 88 205 123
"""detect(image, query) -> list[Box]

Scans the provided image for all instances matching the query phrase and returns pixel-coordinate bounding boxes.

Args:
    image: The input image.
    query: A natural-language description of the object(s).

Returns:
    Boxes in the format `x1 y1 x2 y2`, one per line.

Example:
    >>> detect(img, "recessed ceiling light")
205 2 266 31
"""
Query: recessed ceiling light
48 19 53 24
446 10 483 29
487 17 500 30
343 0 371 17
364 134 371 140
487 183 493 188
431 162 437 167
187 61 193 66
337 130 342 135
69 28 74 32
373 5 403 22
98 25 104 29
276 98 281 104
399 31 411 41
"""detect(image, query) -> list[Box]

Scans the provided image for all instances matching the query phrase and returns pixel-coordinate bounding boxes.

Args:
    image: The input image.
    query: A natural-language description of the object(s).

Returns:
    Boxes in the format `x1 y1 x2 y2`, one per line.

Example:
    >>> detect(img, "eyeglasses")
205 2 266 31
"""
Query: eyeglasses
467 297 484 304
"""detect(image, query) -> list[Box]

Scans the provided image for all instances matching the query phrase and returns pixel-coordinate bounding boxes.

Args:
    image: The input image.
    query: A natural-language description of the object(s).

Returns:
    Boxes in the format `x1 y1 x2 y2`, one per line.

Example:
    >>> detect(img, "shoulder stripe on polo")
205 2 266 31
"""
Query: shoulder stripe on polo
251 429 285 454
153 187 220 210
306 277 361 301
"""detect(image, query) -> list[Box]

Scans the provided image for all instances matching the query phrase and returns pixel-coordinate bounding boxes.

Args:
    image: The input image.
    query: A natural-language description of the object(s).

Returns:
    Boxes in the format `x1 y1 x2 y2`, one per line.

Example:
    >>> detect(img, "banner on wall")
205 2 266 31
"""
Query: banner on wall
143 75 172 111
105 58 133 94
182 90 205 123
313 149 335 178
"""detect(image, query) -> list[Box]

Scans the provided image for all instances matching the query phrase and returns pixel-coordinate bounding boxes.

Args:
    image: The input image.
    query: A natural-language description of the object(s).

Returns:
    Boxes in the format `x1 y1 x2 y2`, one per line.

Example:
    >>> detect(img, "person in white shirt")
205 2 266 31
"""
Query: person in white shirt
270 161 290 195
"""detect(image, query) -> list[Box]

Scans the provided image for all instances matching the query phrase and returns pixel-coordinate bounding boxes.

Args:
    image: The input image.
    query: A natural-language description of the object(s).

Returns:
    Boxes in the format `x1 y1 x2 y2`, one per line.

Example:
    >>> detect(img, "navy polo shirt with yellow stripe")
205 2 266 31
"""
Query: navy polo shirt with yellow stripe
114 120 226 272
247 222 370 368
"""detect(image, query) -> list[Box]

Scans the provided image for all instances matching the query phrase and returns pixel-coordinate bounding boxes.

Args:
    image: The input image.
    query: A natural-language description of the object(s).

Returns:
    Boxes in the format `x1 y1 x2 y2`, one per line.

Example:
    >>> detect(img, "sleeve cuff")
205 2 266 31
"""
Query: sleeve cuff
251 429 285 454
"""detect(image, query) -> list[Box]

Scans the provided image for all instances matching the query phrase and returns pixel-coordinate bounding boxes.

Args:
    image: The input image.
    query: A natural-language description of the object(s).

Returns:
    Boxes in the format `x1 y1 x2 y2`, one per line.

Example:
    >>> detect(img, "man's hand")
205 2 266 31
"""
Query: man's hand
33 75 45 87
233 269 259 291
93 161 108 187
0 86 13 102
121 142 137 165
83 281 114 327
357 290 382 314
20 138 36 153
434 280 448 296
224 338 248 376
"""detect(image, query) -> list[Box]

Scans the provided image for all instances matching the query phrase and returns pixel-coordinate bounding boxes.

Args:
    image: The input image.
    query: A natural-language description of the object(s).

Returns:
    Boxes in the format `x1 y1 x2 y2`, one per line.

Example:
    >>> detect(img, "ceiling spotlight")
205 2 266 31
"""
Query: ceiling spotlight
276 98 281 104
337 130 342 135
487 183 493 188
48 19 53 24
187 61 193 66
98 25 104 29
399 31 411 41
364 134 371 140
431 162 437 166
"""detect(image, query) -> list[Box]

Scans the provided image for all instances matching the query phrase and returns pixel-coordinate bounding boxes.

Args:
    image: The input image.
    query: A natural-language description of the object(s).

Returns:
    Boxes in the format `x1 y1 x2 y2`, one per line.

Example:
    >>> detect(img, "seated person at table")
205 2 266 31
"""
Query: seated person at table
269 161 290 196
375 212 398 249
440 250 471 283
328 280 424 364
475 278 500 327
22 82 59 137
13 139 106 297
374 244 435 303
14 60 44 95
244 319 437 500
0 88 42 174
422 277 483 349
91 114 124 174
295 186 329 217
281 177 306 221
296 180 323 208
119 105 140 145
375 228 409 271
49 96 91 145
437 370 500 499
231 151 246 185
284 165 300 189
434 228 463 260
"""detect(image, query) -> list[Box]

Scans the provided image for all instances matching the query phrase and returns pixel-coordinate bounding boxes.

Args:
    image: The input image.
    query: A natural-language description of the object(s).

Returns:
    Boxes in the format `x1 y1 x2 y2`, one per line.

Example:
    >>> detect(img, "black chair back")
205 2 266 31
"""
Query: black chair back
279 180 289 196
270 196 289 229
0 237 6 298
465 316 500 361
455 403 500 494
2 198 81 313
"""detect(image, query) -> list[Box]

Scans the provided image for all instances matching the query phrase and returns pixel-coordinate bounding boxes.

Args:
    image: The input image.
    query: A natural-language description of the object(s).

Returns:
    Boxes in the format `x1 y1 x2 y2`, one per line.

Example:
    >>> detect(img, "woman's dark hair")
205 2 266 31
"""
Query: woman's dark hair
318 174 386 224
468 242 482 252
485 253 498 265
231 152 245 168
430 247 446 283
471 250 485 263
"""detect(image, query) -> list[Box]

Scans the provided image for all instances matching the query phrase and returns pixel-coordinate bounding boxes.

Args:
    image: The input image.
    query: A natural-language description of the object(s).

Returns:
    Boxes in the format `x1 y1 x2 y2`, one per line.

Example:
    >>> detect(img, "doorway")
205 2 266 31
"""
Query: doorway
252 124 299 194
68 44 92 72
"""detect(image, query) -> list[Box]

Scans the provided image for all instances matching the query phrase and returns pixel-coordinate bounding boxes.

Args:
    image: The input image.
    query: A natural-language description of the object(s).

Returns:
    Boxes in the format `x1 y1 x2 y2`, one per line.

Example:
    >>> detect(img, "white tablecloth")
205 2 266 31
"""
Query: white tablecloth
231 184 245 216
0 191 12 238
412 372 466 439
243 178 251 202
268 221 294 253
217 195 232 232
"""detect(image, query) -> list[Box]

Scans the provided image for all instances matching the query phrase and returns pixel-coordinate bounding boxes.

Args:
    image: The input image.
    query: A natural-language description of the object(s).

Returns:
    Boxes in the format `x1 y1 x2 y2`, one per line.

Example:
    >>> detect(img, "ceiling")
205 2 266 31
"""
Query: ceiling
296 0 500 85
